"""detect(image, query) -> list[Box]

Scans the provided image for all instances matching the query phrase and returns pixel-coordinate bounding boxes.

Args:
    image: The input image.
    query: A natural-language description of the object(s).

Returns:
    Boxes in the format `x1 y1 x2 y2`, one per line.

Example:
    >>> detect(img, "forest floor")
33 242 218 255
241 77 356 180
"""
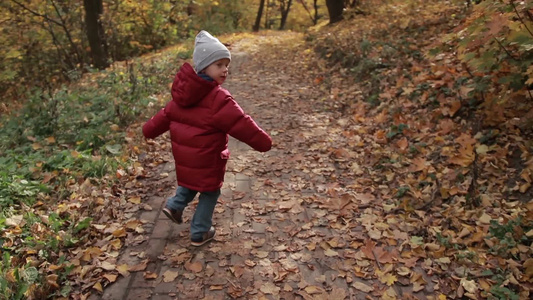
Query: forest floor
84 27 532 300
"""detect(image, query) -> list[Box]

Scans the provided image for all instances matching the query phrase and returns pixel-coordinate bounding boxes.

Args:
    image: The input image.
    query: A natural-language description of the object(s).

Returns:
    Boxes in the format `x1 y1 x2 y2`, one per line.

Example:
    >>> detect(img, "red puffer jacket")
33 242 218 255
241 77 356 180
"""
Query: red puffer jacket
142 63 272 192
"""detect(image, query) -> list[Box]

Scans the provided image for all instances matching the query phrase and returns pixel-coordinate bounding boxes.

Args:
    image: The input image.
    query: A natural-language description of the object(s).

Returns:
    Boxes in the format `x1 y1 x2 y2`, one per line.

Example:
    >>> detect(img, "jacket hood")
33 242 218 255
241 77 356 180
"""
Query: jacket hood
171 63 218 107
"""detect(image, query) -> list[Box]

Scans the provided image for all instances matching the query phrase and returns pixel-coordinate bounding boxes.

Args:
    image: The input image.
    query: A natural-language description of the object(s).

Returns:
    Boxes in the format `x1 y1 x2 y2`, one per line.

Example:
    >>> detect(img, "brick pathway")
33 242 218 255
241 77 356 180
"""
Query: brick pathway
92 137 355 300
91 138 279 300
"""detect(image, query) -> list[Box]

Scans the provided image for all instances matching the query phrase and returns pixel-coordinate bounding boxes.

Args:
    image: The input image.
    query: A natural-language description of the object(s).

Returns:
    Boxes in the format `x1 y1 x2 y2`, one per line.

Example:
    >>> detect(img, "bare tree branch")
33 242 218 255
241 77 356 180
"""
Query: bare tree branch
510 0 533 38
9 0 62 26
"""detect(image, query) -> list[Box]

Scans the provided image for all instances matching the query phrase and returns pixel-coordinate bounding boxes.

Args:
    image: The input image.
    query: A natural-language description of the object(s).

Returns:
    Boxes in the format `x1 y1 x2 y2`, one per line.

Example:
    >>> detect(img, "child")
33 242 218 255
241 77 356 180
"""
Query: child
142 30 272 246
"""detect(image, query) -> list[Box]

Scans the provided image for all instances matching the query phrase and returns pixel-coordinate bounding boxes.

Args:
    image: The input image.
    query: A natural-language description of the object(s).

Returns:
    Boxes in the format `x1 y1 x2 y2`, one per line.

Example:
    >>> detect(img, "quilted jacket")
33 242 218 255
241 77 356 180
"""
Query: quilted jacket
142 63 272 191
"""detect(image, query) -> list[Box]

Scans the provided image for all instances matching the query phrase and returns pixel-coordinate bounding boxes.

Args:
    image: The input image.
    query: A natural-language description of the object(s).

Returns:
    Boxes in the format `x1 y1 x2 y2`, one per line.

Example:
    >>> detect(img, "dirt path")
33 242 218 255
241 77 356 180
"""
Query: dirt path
91 31 433 300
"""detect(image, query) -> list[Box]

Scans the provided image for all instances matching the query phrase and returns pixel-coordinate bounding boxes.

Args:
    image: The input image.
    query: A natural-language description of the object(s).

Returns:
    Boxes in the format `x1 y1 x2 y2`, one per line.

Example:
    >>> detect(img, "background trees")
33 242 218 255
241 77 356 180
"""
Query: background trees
326 0 344 24
0 0 329 103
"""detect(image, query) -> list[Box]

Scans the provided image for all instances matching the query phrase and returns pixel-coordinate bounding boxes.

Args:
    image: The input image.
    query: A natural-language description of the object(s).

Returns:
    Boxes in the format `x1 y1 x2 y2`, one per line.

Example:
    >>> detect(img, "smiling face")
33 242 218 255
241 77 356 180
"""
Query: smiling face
203 58 230 84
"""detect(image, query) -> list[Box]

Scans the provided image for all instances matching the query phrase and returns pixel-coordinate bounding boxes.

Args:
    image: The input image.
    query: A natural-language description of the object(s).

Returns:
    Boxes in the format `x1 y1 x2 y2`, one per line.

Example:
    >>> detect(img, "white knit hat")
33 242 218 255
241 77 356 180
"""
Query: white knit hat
193 31 231 73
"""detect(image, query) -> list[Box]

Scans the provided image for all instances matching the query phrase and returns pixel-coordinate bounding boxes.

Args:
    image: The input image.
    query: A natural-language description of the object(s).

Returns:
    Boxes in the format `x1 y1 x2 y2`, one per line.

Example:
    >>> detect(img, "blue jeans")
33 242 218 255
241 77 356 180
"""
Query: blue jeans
166 186 220 239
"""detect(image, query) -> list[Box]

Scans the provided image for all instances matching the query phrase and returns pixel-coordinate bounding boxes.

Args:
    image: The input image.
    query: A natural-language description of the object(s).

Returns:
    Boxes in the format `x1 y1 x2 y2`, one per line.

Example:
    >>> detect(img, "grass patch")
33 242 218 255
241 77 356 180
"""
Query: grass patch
0 45 190 298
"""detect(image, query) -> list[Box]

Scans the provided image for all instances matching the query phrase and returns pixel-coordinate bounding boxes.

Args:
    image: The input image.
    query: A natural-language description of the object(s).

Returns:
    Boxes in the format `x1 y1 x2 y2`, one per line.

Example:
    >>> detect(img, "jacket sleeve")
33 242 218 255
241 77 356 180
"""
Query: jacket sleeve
212 95 272 152
142 108 171 139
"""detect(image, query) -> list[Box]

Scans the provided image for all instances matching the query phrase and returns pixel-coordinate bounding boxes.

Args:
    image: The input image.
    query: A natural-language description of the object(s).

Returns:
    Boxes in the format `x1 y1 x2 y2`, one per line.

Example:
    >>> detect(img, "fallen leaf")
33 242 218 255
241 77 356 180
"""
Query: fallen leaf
260 282 280 295
460 278 477 294
353 281 374 292
143 271 158 279
128 259 149 272
163 270 179 282
324 248 339 257
185 261 203 273
93 281 103 292
304 285 326 294
100 261 116 271
103 274 118 283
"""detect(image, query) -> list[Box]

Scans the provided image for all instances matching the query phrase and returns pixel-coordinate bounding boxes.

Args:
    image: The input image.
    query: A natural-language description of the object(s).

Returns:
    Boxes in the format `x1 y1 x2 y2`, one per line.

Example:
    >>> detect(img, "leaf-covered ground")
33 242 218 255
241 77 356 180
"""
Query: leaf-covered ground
27 1 532 299
85 26 532 300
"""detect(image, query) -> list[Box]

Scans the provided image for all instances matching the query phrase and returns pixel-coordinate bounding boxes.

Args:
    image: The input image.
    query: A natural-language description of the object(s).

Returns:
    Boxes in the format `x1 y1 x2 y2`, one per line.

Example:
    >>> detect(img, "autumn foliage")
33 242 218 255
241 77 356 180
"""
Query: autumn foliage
1 0 532 299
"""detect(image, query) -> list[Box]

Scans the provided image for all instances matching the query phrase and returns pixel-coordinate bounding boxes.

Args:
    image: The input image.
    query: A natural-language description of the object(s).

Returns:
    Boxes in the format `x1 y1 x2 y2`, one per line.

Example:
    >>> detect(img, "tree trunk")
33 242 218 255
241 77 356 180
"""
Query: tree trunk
279 0 293 30
313 0 319 25
253 0 266 32
83 0 108 69
326 0 344 24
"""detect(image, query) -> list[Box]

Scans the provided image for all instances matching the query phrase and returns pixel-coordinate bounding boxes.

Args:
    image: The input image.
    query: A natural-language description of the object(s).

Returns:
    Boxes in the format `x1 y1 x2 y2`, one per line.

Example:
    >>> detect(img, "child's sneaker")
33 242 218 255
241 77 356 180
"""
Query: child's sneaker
162 207 183 224
191 226 216 247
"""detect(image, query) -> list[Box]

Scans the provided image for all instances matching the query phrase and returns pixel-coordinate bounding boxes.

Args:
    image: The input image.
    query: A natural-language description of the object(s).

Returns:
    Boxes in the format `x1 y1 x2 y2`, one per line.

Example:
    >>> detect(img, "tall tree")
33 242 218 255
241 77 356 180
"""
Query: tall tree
83 0 108 69
326 0 344 24
297 0 320 25
279 0 293 30
253 0 266 31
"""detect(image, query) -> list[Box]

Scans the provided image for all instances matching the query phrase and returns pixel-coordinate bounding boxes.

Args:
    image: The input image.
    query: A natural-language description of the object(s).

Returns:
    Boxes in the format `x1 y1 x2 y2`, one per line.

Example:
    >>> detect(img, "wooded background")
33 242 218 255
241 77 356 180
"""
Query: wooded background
1 1 532 299
0 0 340 102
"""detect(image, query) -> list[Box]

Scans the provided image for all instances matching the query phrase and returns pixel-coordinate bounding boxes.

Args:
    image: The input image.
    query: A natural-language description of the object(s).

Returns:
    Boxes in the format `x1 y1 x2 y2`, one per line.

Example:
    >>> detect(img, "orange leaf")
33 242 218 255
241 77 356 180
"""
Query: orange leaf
396 137 409 151
128 259 149 272
409 157 427 172
449 144 475 167
185 261 203 273
449 100 461 116
455 133 476 147
361 239 377 260
143 271 158 279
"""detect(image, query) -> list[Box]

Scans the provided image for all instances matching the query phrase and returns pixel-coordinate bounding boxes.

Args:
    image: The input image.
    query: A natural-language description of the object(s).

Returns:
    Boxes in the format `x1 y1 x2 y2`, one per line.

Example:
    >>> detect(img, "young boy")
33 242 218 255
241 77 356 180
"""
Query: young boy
142 31 272 246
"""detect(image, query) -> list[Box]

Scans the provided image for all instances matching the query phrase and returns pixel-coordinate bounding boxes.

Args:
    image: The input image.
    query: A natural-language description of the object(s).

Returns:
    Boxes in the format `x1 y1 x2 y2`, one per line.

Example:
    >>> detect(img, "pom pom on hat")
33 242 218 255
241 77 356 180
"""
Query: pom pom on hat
193 30 231 73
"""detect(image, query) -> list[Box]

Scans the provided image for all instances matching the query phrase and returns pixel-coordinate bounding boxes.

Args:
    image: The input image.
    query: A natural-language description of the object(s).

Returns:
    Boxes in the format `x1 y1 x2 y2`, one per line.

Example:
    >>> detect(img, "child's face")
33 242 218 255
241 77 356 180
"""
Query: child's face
204 58 230 84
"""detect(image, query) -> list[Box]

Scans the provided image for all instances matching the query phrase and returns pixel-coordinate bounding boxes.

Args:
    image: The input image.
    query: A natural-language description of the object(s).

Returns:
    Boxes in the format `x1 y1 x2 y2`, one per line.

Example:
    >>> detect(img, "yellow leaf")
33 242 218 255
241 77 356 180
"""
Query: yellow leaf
45 136 56 144
128 196 141 204
103 274 118 283
324 248 339 257
112 228 127 237
82 247 103 261
109 239 122 250
379 273 397 286
116 264 130 277
125 220 142 230
32 143 42 150
476 144 489 155
93 281 103 292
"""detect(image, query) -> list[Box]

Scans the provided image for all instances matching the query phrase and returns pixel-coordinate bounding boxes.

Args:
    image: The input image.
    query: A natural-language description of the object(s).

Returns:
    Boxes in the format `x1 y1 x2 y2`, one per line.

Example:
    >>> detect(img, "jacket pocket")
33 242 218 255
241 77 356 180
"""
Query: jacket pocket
220 149 230 159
